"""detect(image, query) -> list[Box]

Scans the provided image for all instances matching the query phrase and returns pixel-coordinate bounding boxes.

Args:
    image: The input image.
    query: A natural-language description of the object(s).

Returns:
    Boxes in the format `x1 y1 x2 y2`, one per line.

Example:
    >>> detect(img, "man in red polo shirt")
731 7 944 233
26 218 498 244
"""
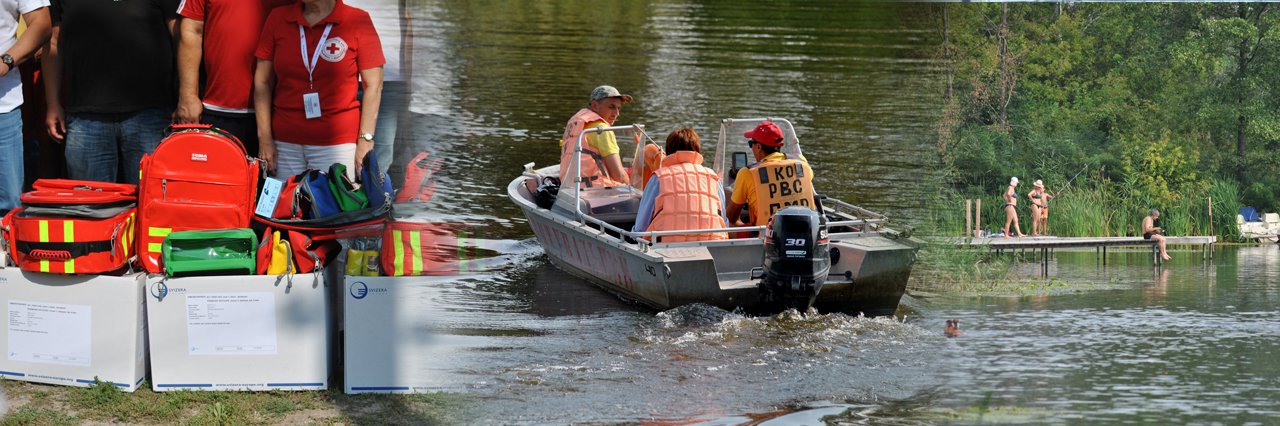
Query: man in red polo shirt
254 0 383 179
175 0 294 157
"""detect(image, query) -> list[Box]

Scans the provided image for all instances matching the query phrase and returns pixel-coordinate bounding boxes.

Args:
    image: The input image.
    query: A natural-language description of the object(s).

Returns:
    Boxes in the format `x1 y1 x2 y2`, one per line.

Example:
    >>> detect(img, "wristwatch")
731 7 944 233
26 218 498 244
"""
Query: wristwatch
1 54 13 69
359 133 374 143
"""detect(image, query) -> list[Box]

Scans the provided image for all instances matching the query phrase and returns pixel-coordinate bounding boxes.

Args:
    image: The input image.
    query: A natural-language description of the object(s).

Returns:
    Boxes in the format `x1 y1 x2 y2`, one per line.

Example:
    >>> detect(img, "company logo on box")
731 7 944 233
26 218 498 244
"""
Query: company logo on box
348 281 387 300
150 282 187 300
350 282 368 299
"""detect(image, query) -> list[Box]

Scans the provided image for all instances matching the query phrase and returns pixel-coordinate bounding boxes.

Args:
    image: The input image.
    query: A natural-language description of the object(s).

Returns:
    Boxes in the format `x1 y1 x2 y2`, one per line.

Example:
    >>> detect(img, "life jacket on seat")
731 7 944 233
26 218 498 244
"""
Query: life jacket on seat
649 151 728 243
559 108 622 188
634 143 665 192
747 157 816 227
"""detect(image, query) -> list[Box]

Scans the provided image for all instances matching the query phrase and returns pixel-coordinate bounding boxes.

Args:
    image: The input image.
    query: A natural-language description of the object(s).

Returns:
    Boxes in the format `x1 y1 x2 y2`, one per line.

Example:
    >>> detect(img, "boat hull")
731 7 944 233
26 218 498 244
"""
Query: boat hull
510 173 918 316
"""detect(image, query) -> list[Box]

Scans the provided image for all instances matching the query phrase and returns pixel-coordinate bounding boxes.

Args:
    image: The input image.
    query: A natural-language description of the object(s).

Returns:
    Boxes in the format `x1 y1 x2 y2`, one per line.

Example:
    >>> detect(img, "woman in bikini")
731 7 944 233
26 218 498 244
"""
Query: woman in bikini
1028 180 1053 236
1003 177 1025 238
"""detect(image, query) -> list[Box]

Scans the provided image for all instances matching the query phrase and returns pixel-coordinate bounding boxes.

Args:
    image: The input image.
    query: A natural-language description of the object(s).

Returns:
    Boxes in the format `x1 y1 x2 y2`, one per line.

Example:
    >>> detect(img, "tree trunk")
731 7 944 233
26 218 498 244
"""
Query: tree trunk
943 4 953 102
1235 3 1250 180
997 3 1010 131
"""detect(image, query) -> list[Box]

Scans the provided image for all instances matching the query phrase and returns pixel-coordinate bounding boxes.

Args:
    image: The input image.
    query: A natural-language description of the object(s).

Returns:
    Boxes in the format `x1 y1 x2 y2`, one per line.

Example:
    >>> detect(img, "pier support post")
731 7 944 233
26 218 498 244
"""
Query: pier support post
975 199 981 237
965 199 972 240
1041 247 1048 277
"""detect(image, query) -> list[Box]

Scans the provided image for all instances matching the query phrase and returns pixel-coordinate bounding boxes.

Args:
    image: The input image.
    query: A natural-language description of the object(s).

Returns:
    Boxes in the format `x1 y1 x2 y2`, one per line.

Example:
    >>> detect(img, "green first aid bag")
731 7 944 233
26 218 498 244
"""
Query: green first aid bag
161 228 258 277
328 163 368 212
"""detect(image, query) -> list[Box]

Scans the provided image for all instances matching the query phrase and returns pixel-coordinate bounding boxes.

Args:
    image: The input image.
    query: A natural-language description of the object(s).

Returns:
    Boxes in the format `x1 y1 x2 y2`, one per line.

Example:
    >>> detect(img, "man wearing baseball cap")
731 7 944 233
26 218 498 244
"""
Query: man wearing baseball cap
726 120 817 227
558 85 634 187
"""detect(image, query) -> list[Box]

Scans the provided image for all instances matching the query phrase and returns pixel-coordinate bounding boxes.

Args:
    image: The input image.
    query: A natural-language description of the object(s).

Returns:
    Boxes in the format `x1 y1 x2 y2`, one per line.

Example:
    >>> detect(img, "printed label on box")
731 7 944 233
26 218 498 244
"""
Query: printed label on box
186 293 278 355
7 300 92 367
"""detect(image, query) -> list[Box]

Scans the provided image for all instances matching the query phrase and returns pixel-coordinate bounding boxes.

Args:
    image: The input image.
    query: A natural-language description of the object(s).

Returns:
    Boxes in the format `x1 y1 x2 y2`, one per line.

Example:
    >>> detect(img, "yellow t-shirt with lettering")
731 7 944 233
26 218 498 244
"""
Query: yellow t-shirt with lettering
731 152 814 224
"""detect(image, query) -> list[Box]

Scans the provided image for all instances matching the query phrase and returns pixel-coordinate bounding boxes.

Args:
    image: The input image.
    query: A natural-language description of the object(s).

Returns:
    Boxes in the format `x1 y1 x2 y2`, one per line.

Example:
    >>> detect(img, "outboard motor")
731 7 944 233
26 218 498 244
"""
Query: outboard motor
757 207 831 312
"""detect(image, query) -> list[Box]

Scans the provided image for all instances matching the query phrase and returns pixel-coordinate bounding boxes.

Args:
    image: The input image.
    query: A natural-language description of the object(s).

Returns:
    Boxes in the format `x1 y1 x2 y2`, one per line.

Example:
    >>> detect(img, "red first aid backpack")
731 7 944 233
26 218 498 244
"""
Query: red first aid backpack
137 124 262 273
2 179 137 274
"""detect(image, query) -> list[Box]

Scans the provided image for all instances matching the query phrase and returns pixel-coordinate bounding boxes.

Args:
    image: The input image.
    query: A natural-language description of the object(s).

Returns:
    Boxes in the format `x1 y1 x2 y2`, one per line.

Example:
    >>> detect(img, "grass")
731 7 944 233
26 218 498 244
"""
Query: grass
1 379 473 425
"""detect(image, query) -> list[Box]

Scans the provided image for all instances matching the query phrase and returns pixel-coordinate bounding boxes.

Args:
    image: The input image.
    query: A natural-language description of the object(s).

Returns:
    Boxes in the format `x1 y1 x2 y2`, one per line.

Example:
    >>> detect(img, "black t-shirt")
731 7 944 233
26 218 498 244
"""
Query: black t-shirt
51 0 180 114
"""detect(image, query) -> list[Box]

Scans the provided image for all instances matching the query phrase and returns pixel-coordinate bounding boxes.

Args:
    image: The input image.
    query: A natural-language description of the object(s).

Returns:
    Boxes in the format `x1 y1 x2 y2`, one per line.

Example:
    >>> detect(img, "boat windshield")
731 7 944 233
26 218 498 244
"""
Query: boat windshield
712 118 804 190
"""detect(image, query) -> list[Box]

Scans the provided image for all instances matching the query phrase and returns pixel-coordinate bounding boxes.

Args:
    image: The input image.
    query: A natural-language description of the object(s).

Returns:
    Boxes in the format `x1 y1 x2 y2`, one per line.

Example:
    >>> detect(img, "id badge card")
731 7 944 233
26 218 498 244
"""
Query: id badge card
303 92 322 119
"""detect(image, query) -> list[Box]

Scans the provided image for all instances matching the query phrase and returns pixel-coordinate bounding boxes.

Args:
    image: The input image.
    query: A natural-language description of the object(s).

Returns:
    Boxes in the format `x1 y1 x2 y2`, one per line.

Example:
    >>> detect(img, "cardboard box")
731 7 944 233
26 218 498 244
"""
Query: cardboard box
146 267 334 391
0 268 147 392
343 275 454 394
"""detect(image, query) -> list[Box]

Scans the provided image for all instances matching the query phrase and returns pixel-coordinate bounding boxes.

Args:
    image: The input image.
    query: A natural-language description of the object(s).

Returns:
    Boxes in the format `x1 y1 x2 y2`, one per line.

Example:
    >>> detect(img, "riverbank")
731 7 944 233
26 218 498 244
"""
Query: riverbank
0 380 469 425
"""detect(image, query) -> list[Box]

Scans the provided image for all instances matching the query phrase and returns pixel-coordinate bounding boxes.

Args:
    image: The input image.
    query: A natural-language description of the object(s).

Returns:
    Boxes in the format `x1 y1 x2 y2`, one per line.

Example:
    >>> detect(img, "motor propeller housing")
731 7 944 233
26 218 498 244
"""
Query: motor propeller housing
758 207 831 312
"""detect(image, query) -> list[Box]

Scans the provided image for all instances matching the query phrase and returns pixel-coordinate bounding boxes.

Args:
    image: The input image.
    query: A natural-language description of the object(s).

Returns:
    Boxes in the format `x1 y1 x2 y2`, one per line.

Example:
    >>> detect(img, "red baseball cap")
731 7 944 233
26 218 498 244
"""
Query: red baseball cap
744 121 785 147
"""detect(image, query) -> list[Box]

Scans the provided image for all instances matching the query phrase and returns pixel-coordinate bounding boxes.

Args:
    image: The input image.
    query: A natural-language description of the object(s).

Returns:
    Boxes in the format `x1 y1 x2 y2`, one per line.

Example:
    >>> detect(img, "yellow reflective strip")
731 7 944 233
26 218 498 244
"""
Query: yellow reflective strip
121 216 133 257
148 243 163 253
37 221 49 272
392 230 405 275
148 227 171 238
409 231 423 274
63 221 75 274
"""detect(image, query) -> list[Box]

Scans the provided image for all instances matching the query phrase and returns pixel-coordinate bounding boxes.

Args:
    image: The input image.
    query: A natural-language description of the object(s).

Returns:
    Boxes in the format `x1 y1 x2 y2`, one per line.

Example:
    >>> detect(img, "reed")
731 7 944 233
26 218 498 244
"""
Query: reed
945 178 1243 241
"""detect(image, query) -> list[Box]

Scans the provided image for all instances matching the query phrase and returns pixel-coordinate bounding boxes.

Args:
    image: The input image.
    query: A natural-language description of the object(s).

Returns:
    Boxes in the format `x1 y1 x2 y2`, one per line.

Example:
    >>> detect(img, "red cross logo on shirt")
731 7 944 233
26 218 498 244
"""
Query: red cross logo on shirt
318 37 348 62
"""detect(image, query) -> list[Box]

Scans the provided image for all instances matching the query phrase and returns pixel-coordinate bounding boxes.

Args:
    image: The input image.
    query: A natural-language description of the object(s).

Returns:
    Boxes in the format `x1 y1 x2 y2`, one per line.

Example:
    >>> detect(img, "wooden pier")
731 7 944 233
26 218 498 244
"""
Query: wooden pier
951 235 1217 276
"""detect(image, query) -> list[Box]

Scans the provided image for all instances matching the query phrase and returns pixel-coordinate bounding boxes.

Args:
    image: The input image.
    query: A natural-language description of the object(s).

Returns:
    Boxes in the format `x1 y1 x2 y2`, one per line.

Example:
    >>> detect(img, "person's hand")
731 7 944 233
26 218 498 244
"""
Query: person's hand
355 139 374 174
259 139 276 175
46 102 66 142
0 63 10 78
175 95 203 124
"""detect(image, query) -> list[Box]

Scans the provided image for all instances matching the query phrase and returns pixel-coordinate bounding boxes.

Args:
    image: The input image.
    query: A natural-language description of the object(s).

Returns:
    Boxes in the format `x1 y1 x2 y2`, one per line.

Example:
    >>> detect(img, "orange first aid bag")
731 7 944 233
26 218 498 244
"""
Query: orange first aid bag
2 179 137 274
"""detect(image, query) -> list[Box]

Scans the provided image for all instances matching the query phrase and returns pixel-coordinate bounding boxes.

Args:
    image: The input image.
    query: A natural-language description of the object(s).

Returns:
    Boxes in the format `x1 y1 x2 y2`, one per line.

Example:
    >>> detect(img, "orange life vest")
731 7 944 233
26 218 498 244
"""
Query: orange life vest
650 151 728 243
747 157 816 226
559 108 621 187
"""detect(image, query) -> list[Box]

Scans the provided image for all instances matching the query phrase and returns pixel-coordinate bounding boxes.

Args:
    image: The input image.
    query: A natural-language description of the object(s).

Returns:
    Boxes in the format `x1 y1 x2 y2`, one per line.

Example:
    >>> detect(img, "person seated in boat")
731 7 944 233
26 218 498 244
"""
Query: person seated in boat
558 85 663 189
1143 208 1172 261
1002 177 1025 238
632 128 728 242
725 121 816 228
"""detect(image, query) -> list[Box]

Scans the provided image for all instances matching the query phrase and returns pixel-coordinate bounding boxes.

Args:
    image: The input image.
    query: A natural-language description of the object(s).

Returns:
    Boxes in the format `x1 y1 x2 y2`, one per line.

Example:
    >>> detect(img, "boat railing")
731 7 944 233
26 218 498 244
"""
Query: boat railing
823 198 888 220
821 198 890 232
577 212 766 252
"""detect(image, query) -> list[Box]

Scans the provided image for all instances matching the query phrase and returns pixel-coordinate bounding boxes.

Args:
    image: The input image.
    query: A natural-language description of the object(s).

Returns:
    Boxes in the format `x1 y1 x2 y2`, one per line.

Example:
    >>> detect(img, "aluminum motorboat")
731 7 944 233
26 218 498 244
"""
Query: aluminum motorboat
508 118 919 315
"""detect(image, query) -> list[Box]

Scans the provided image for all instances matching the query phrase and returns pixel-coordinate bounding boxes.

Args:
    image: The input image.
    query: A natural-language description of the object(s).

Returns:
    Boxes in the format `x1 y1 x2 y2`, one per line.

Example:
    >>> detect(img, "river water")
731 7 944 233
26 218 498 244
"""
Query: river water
382 2 1279 424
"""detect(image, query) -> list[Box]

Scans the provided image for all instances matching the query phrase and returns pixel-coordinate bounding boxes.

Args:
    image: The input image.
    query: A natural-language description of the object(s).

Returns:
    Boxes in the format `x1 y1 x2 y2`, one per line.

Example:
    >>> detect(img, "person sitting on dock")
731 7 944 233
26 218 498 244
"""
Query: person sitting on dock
558 85 664 189
1002 177 1025 238
632 128 728 242
1143 209 1172 261
726 121 816 228
1028 179 1053 236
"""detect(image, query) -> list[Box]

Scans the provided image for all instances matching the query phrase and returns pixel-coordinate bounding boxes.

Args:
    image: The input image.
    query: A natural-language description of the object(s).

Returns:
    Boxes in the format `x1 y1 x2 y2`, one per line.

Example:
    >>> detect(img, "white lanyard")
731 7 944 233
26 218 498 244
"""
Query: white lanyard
299 23 334 89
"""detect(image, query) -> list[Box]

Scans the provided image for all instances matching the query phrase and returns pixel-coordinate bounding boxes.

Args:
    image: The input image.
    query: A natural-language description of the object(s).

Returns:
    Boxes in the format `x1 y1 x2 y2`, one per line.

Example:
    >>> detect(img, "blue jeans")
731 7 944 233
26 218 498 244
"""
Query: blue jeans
0 108 23 213
63 109 169 185
360 80 406 175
